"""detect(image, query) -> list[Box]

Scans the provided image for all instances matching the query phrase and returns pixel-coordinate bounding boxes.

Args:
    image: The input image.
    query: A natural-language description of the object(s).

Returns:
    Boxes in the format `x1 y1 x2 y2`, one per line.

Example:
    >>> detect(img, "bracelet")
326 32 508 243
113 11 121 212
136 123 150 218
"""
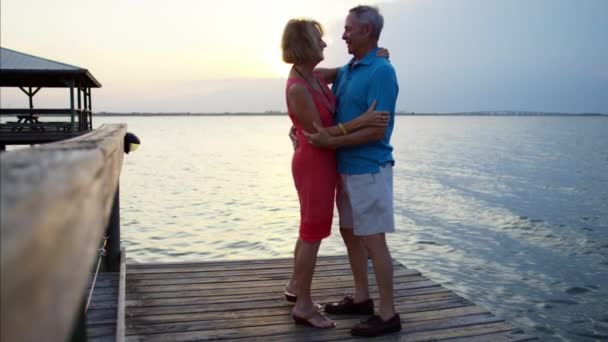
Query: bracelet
338 123 348 135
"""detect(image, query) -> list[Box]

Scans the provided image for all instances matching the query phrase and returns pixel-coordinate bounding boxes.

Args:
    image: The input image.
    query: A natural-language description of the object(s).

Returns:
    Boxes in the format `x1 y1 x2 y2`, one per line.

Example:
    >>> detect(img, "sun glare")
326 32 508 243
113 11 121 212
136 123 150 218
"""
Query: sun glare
259 48 291 78
2 0 369 81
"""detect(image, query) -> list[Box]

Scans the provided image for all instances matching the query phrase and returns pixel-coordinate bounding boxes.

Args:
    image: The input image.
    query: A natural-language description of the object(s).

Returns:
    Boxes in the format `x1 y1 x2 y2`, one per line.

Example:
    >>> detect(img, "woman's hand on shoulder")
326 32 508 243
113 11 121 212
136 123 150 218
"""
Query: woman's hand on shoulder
376 47 390 60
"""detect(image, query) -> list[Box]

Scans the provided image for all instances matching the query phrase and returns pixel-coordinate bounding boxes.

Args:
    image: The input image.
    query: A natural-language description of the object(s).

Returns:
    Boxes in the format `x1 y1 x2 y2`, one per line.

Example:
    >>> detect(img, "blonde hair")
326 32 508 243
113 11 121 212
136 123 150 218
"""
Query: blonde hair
281 18 324 64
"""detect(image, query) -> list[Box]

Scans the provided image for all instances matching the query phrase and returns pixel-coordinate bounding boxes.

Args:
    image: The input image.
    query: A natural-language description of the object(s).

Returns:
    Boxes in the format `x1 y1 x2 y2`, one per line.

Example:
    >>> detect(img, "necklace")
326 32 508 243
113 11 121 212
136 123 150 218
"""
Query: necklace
292 66 335 115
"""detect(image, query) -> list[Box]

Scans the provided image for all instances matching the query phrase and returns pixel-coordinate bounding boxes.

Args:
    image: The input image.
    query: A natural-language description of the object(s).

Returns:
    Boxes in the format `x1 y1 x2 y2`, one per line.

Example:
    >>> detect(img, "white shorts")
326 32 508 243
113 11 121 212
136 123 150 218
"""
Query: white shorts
337 163 395 236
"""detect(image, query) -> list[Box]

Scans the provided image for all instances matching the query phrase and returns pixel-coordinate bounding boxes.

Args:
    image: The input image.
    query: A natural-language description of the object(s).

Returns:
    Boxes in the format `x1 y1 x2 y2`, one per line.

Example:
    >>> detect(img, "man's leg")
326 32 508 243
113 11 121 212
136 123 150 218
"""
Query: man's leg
325 177 374 315
361 233 395 320
349 164 401 336
336 175 370 303
358 165 396 320
340 228 370 302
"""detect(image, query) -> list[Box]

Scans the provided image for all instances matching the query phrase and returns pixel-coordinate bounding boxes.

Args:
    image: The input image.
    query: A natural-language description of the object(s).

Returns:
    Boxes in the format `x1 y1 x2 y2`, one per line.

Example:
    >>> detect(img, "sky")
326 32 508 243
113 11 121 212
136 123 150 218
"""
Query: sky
1 0 607 113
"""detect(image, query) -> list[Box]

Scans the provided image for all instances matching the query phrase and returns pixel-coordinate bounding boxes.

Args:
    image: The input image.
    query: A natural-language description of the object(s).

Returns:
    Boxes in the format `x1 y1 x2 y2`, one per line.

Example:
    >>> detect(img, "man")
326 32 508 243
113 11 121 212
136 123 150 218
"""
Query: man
304 5 401 338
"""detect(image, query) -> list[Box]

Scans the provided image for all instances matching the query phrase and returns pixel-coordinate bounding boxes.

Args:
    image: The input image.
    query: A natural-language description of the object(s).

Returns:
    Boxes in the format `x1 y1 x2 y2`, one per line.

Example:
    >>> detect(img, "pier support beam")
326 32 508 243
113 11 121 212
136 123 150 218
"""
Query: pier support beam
105 184 121 272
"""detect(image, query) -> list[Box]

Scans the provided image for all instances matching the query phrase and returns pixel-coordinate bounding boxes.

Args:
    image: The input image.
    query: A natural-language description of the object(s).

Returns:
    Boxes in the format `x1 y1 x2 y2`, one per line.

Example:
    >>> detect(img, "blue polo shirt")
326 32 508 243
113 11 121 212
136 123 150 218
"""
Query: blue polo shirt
332 47 399 174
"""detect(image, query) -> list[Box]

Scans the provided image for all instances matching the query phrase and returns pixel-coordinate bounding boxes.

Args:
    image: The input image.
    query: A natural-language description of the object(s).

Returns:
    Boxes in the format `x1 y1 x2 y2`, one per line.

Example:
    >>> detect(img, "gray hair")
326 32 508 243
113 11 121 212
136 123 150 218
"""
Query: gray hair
349 5 384 40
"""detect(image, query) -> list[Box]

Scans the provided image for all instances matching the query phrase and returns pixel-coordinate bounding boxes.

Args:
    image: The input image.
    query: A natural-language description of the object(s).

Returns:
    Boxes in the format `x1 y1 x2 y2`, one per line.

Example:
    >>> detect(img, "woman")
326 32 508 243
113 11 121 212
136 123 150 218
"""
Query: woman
281 18 389 329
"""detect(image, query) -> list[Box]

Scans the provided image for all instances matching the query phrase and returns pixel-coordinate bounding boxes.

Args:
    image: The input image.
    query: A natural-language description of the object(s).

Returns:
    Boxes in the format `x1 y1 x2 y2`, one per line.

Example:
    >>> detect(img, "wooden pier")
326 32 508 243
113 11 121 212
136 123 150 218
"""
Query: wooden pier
1 124 536 341
85 255 536 341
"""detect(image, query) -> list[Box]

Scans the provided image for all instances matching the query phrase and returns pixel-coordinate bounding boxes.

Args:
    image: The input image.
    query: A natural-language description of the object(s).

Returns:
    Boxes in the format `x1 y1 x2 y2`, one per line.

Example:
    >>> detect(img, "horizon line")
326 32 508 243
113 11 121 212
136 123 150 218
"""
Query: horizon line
93 111 608 116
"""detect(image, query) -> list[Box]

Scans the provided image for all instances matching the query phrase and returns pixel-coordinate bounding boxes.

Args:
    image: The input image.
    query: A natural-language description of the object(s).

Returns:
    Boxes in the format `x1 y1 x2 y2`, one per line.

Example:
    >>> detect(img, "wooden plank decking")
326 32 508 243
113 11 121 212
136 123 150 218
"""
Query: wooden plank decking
89 255 536 341
87 272 119 341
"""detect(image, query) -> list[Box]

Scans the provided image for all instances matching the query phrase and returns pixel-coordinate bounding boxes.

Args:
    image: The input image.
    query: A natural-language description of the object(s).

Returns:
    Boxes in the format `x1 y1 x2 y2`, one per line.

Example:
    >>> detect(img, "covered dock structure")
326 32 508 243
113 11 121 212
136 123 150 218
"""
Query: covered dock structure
0 47 102 150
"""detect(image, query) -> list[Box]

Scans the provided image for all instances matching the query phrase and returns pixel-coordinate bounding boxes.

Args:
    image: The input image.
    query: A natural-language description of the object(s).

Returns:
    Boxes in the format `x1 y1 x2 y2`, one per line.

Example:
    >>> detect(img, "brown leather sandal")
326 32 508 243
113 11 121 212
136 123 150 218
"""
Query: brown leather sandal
292 310 336 329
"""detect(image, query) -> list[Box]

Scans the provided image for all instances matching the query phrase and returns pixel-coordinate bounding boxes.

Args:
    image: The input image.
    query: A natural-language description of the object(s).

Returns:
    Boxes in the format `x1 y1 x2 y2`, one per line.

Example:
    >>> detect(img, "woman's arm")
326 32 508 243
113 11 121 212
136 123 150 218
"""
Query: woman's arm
314 48 389 85
286 83 323 134
304 123 386 150
288 99 388 150
314 67 340 85
322 100 390 137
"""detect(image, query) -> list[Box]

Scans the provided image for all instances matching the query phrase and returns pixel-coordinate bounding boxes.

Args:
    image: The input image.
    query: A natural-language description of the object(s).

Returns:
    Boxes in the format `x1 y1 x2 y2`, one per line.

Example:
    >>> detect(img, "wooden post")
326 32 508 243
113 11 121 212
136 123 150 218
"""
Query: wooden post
28 87 34 116
18 87 40 117
116 247 127 342
105 184 121 272
77 85 83 130
70 83 75 132
77 86 82 110
88 88 93 130
84 88 89 130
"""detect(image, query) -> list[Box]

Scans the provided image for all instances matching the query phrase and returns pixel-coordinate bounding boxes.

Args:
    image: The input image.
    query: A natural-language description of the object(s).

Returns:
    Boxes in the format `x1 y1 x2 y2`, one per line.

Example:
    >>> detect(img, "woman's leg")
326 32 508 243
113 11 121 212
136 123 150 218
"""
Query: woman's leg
285 238 301 295
291 239 334 328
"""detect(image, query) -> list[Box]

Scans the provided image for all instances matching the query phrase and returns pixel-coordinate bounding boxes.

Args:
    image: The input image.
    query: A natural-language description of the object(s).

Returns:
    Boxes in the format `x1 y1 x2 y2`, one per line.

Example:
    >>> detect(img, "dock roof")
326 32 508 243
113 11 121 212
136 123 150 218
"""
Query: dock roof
0 47 101 88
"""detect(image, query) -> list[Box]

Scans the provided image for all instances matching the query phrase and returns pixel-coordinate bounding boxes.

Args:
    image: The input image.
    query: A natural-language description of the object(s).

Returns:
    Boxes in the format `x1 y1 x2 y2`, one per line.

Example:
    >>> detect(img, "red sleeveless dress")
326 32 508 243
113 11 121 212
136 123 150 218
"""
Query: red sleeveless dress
286 73 338 243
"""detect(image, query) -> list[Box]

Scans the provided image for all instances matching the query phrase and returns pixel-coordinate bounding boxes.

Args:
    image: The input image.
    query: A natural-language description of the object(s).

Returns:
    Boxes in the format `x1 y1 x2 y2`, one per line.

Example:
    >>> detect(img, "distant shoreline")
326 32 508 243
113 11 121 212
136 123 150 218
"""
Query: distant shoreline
94 112 607 117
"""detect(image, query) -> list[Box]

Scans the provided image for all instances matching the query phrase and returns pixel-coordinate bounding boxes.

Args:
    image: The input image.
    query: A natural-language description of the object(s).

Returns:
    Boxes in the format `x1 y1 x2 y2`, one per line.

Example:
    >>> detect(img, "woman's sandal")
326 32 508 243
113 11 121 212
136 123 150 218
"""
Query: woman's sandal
284 290 297 303
284 291 322 310
292 310 336 329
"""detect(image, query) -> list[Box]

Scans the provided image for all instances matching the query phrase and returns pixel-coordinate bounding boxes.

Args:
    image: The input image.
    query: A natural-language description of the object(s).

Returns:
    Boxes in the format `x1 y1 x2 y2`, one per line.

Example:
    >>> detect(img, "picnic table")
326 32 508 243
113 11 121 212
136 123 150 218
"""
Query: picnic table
12 115 43 131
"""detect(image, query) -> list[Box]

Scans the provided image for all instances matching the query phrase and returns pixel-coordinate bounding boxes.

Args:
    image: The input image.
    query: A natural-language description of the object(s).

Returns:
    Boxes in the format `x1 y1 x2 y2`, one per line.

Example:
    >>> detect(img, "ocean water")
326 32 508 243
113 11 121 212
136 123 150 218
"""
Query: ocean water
96 115 608 341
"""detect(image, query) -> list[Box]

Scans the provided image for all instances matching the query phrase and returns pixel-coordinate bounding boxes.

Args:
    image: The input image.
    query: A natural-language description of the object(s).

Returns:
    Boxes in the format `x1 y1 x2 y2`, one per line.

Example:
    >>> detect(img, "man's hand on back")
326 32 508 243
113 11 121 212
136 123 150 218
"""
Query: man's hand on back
289 126 298 150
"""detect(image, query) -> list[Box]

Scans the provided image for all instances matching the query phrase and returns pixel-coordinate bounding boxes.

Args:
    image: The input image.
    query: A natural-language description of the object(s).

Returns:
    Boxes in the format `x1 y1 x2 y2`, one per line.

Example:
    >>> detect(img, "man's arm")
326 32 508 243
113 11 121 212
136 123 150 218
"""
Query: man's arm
323 100 390 137
306 65 398 149
294 101 389 149
307 123 385 149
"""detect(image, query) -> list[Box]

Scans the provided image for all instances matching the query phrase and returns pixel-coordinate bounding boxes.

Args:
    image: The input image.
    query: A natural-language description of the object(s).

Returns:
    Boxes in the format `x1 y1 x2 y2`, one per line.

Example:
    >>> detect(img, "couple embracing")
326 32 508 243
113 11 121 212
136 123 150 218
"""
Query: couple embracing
282 5 400 338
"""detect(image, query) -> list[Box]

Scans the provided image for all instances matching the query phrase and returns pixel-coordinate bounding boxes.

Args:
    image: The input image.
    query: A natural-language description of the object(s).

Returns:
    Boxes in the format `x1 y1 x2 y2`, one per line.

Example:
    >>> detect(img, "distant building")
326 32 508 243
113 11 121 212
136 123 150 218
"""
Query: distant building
0 47 101 149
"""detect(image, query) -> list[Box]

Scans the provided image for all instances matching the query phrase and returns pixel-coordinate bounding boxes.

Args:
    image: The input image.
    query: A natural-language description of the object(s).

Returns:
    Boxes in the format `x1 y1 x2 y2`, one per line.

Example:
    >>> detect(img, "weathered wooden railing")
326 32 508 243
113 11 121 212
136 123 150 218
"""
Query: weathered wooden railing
1 124 126 342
